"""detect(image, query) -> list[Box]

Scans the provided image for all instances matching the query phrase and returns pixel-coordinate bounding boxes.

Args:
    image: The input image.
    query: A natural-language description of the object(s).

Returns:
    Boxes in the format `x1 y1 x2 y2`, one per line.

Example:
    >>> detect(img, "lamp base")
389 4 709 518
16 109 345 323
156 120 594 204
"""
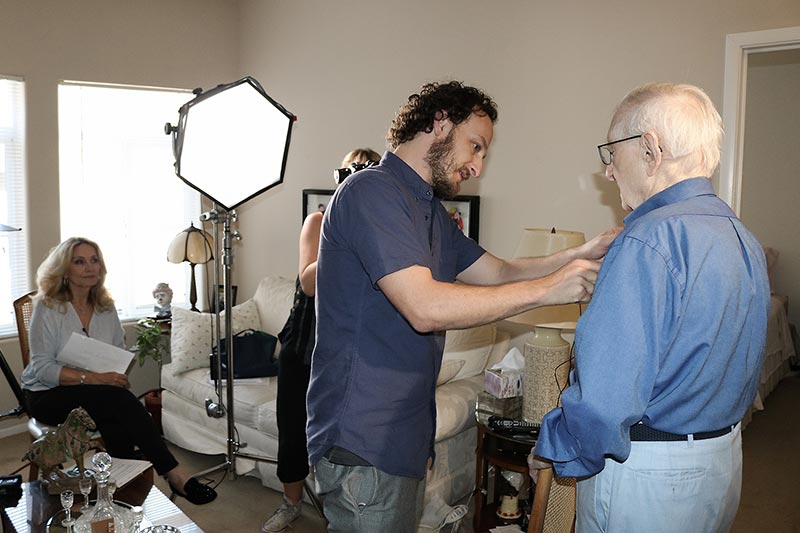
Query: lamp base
523 326 571 423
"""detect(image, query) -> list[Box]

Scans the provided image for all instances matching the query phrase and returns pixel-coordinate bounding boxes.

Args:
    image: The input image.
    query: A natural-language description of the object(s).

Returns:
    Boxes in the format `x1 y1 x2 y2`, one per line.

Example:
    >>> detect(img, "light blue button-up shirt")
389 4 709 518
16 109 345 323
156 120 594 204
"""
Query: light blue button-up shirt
536 178 770 478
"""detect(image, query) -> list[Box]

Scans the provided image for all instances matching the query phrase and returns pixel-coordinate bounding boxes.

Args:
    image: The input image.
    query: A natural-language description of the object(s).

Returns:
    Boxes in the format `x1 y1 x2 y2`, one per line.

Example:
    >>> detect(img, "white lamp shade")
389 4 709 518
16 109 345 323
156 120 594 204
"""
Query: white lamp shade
167 223 214 265
513 228 585 258
508 228 586 327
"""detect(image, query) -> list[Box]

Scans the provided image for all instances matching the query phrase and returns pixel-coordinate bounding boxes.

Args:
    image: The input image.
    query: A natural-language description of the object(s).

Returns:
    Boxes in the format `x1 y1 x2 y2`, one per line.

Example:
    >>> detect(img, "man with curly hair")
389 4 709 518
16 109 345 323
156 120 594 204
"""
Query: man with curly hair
306 80 619 531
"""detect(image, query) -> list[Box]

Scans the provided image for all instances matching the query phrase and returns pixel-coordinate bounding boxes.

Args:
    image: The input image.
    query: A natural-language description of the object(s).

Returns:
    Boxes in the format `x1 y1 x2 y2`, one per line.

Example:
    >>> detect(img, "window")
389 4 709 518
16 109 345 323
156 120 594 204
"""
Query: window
59 82 201 320
0 76 30 336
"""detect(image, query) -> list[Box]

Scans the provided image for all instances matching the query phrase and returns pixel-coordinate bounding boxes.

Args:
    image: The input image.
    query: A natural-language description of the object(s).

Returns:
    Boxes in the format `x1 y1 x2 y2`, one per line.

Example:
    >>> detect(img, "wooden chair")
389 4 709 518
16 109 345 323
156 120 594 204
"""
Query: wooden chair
13 291 104 480
528 465 577 533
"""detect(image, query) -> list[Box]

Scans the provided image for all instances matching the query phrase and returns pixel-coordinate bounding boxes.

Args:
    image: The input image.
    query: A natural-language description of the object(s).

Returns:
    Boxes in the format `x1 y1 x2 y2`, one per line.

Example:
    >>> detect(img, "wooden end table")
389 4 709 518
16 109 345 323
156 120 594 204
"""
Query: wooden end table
1 468 202 532
473 422 537 532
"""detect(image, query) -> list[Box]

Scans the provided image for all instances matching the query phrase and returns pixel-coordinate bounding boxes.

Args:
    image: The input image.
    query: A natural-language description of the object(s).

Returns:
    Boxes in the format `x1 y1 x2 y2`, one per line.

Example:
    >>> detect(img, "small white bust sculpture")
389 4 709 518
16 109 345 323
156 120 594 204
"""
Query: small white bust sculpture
153 282 173 317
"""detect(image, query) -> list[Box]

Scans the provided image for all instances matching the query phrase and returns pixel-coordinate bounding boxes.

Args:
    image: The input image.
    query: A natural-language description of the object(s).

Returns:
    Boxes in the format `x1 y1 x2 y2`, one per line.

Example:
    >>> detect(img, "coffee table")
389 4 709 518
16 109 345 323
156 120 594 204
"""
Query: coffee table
1 468 202 532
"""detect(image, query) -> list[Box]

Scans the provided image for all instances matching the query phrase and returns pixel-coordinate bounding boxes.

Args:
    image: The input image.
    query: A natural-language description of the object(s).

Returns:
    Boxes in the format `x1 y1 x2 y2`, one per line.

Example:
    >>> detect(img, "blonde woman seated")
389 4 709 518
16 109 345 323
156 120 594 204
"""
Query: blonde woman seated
20 237 216 505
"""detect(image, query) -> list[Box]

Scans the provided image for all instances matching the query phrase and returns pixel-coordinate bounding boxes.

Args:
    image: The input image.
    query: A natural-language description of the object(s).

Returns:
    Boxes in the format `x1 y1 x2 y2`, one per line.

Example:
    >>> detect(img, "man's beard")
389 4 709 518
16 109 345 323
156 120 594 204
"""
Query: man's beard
424 129 459 198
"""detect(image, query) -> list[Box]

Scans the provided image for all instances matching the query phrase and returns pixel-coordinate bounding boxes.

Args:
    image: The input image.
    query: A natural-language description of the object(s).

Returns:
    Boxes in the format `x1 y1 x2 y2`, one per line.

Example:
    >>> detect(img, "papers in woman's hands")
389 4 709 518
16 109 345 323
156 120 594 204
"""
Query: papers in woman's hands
56 332 135 374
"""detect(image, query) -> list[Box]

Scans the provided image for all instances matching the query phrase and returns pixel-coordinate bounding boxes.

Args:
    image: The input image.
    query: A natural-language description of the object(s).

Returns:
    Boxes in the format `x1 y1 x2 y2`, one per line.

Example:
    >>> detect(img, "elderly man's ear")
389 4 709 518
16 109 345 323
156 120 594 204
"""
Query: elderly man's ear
641 132 662 175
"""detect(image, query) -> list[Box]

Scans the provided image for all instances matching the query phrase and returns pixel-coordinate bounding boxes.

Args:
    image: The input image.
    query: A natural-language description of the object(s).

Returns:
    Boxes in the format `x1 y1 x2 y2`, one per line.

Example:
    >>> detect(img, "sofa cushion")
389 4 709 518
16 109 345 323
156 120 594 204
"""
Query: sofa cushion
162 368 278 435
437 360 465 386
441 323 497 382
252 275 295 336
166 300 261 376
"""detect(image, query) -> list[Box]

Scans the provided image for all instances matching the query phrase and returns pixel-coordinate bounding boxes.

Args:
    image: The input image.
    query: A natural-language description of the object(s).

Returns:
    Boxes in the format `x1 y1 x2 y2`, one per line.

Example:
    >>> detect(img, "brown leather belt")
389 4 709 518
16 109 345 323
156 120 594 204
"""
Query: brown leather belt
630 423 735 442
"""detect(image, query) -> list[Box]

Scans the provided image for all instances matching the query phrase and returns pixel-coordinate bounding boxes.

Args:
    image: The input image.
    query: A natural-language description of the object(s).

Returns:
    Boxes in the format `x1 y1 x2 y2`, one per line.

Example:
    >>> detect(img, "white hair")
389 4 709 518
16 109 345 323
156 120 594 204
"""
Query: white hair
610 83 723 176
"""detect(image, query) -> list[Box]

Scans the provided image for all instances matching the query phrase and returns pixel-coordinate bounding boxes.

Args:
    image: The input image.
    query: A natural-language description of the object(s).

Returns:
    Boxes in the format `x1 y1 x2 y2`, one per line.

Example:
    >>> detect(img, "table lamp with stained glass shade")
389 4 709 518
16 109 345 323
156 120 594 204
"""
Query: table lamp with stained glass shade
166 222 214 312
506 228 586 423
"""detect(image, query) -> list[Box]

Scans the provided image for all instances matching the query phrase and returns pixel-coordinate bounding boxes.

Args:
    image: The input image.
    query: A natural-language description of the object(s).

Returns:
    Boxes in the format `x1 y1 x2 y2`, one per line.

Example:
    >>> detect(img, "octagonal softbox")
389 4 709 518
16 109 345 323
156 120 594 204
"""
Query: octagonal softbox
169 76 294 210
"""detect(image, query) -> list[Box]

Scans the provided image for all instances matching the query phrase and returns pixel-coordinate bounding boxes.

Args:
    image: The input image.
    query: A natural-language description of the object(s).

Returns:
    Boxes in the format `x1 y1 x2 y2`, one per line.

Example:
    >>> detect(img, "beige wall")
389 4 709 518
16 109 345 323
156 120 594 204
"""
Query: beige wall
741 51 800 328
232 0 800 299
3 0 800 432
0 0 241 435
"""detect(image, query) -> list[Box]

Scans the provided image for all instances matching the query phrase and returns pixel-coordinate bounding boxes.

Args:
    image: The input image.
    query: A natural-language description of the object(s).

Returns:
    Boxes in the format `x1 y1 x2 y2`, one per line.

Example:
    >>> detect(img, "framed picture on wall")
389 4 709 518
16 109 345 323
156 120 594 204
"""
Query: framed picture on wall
302 189 335 221
441 195 480 243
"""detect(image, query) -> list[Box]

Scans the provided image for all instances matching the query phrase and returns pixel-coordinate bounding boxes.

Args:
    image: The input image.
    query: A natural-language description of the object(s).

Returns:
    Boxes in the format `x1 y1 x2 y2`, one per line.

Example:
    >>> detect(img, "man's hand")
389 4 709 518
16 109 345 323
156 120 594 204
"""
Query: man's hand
534 258 602 306
578 226 623 260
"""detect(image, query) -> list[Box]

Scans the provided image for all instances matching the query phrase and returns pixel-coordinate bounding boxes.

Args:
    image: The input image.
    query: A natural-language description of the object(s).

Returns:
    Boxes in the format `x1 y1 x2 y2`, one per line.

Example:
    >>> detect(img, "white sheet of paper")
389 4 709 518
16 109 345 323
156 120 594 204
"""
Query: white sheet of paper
56 332 135 374
108 457 153 488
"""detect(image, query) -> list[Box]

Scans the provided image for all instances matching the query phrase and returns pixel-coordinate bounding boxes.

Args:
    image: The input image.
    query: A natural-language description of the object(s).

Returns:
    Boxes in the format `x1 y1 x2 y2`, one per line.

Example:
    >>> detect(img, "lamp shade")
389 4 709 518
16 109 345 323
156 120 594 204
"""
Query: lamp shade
167 223 214 266
512 227 585 259
167 222 214 312
508 228 586 327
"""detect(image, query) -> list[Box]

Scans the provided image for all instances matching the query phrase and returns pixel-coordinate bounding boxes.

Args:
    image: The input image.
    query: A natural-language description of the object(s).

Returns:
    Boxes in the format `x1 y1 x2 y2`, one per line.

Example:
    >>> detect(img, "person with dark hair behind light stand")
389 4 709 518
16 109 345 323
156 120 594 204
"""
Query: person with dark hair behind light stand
260 147 380 533
21 237 216 505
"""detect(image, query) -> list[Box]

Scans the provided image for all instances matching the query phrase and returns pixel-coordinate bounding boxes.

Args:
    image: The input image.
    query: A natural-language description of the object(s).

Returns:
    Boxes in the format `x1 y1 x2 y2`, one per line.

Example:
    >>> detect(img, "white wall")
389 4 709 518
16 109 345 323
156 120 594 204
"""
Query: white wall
741 51 800 328
231 0 800 299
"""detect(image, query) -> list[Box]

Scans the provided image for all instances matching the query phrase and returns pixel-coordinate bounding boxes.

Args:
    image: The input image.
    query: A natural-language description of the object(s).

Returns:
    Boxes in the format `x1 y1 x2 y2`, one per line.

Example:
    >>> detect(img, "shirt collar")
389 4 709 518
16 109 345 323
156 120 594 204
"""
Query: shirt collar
624 177 715 226
382 151 435 201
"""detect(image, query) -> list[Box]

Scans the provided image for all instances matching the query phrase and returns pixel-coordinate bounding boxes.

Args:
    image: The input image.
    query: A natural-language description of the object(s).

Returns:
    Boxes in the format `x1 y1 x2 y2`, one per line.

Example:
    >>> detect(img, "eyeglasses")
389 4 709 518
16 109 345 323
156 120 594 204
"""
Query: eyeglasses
597 135 642 166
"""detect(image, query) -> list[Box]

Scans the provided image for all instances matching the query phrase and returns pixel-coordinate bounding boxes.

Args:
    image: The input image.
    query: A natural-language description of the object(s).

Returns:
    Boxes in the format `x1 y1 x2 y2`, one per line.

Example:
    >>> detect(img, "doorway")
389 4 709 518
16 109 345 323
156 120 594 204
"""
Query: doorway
720 26 800 329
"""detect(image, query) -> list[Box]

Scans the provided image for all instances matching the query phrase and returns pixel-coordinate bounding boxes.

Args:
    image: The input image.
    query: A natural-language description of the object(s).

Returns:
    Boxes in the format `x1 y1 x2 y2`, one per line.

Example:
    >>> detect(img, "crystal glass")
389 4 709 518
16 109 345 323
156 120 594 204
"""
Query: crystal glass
60 490 74 524
108 479 117 501
78 477 92 511
73 453 131 532
131 506 144 533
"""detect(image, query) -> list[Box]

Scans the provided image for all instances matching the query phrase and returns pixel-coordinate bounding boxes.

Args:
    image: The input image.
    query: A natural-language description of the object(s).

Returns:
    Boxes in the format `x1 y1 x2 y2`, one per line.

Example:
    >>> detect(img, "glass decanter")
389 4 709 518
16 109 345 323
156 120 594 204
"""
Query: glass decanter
73 453 131 532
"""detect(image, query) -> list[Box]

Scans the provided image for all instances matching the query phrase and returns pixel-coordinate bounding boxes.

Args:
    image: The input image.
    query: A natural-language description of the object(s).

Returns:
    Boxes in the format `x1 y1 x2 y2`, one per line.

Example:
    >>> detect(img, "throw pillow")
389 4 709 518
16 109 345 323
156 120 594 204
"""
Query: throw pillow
436 359 466 386
167 299 261 376
441 323 497 382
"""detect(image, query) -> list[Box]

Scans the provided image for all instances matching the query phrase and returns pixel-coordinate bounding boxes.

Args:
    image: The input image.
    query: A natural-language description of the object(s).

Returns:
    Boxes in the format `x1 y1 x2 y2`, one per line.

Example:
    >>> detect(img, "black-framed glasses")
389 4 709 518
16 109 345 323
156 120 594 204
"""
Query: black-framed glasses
597 135 642 165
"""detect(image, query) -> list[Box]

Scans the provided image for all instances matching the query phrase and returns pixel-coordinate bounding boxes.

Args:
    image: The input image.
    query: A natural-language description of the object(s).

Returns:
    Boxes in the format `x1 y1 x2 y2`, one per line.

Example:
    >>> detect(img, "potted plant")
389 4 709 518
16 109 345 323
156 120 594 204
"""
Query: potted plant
132 317 169 368
132 317 169 432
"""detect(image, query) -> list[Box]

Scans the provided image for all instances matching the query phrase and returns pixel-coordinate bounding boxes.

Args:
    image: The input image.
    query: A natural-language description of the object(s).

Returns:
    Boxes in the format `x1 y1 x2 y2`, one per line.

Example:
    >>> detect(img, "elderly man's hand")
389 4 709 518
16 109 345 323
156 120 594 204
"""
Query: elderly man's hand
527 451 552 484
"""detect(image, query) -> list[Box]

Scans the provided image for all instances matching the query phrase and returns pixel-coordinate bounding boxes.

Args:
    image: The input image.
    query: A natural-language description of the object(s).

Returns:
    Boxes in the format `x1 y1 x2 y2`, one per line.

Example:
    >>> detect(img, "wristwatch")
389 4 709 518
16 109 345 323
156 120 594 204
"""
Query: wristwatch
79 373 86 385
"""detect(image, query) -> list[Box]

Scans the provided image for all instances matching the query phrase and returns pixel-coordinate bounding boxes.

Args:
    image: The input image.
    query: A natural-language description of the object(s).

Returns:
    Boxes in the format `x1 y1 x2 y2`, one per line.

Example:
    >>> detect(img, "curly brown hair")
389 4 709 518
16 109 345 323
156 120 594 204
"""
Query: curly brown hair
386 81 498 149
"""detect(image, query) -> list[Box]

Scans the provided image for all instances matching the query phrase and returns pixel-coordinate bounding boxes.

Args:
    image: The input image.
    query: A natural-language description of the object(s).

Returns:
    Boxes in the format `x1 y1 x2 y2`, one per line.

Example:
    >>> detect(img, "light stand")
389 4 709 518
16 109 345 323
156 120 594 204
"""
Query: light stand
164 77 322 513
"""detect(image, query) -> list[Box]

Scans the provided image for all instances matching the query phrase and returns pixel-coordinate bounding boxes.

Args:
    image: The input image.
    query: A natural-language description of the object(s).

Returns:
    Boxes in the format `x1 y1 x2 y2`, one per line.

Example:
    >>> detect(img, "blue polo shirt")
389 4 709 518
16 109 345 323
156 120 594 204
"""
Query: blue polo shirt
306 152 485 478
536 178 770 478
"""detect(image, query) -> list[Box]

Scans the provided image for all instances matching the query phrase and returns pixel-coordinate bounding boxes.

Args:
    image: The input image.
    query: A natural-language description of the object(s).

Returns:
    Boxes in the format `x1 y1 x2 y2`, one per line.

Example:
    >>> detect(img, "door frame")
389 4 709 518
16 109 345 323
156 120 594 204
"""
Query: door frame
720 25 800 214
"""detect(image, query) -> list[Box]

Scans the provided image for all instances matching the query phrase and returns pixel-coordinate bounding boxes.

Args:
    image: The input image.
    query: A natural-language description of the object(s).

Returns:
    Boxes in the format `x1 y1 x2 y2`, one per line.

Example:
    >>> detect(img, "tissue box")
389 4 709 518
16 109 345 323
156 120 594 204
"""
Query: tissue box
484 369 523 398
476 391 523 424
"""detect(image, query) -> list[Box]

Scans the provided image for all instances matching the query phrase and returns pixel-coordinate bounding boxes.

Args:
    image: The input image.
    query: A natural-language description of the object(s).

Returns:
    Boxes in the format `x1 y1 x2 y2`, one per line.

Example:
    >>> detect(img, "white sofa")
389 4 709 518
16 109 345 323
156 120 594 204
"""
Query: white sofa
161 275 510 524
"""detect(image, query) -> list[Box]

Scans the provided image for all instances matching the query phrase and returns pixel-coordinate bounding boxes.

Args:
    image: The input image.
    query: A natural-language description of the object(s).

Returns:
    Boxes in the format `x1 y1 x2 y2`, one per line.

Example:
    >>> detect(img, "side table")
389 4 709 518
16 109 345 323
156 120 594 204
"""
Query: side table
473 422 536 532
1 468 202 532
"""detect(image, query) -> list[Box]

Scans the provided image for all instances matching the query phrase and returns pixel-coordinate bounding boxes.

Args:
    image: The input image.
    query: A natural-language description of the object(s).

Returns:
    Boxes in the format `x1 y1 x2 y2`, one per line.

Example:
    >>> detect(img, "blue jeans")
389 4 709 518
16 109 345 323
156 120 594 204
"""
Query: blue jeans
577 424 742 533
314 456 425 533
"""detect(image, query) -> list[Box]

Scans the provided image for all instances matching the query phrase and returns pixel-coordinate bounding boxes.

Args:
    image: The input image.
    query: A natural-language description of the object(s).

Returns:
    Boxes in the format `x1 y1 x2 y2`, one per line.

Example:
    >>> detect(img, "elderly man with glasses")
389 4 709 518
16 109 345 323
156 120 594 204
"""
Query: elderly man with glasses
532 83 770 532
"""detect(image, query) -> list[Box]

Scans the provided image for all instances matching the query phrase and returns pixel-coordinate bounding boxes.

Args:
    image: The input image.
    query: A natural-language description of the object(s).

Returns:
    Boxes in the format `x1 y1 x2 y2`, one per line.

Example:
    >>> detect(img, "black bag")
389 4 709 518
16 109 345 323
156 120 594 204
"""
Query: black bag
210 329 279 380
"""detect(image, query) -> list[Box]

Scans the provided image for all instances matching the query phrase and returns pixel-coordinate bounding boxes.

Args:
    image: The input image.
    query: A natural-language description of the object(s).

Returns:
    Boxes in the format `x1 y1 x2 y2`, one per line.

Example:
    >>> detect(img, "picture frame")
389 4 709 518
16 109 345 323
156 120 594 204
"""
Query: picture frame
441 195 480 243
302 189 335 221
213 284 238 312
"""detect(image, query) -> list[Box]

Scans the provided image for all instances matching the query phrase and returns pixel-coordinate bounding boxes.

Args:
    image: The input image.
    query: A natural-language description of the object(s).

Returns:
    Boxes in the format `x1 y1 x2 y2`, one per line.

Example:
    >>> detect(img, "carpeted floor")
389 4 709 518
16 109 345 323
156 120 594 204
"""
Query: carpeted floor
2 374 798 532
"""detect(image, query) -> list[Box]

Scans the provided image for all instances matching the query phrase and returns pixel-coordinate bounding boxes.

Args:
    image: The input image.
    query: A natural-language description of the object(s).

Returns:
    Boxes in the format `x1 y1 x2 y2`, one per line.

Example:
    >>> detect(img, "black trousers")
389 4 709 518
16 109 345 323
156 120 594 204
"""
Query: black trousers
24 385 179 476
276 346 312 484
